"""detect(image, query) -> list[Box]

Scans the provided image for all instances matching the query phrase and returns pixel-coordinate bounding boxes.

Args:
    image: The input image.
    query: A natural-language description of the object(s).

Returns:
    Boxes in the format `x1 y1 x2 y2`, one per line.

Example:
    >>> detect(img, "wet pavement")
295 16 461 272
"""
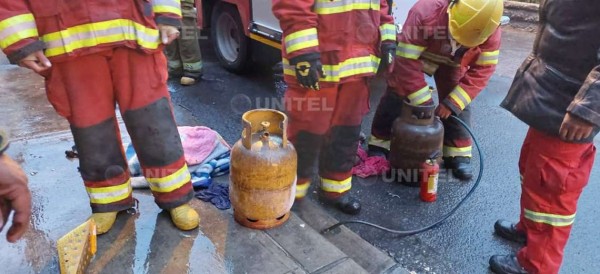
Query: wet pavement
1 129 398 274
318 30 600 274
1 27 599 273
0 45 402 273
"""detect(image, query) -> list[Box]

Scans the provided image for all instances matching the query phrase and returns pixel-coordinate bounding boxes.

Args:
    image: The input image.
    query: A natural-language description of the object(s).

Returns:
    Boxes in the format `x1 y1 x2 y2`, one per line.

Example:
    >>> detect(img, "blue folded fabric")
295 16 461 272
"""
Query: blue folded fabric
190 151 230 190
195 183 230 210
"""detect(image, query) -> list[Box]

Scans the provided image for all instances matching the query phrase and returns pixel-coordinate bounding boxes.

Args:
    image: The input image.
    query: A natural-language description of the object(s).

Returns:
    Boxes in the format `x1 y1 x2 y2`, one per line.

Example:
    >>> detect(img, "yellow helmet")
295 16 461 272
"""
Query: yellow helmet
448 0 503 48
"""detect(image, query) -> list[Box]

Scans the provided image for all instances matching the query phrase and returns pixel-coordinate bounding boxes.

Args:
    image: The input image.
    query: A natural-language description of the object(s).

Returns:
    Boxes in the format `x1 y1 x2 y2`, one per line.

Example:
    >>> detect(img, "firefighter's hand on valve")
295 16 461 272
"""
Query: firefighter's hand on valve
559 112 594 142
290 53 325 91
158 24 180 45
435 103 452 119
380 42 396 73
19 51 51 74
0 154 31 243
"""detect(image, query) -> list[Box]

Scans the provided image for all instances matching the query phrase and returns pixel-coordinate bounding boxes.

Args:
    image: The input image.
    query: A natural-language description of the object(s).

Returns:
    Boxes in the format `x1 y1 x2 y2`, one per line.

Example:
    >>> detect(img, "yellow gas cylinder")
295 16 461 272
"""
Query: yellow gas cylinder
230 109 297 229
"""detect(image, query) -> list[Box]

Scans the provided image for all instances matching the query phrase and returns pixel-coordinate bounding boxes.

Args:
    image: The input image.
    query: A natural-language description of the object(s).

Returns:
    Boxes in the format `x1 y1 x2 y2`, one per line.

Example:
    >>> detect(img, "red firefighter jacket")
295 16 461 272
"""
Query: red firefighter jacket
273 0 396 87
0 0 182 64
389 0 501 114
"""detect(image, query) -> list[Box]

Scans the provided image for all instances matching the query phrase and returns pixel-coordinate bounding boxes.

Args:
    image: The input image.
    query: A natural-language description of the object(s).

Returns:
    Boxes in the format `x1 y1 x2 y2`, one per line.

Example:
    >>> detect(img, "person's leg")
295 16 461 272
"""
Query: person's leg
493 129 534 245
178 1 203 84
319 79 370 214
435 65 473 180
368 87 405 155
164 39 183 78
285 83 337 200
516 129 535 233
111 48 198 230
516 129 595 274
44 51 133 234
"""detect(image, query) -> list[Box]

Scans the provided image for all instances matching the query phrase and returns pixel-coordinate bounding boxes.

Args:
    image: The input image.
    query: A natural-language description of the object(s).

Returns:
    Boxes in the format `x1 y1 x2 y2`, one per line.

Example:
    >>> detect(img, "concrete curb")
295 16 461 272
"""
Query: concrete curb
504 1 539 31
293 200 410 274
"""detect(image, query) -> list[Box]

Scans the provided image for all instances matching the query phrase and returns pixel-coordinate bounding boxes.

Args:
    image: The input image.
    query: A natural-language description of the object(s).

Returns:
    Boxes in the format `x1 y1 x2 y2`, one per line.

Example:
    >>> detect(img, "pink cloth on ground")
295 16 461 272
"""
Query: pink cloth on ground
178 126 230 166
352 145 390 178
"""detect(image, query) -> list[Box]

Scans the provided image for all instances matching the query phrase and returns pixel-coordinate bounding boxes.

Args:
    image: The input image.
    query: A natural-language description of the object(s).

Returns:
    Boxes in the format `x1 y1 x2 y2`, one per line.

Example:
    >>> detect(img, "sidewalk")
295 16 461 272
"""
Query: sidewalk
1 129 407 274
0 54 408 273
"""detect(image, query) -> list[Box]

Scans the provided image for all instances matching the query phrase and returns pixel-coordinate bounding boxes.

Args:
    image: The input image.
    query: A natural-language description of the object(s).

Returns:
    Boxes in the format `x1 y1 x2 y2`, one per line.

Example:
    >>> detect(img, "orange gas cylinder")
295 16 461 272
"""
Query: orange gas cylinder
230 109 297 229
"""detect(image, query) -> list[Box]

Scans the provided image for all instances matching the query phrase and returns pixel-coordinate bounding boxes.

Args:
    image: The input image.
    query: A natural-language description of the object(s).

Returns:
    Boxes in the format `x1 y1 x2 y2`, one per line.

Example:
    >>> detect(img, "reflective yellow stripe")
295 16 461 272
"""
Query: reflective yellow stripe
0 14 38 49
448 85 472 110
321 177 352 193
524 209 576 227
314 0 380 14
396 42 426 60
284 28 319 54
283 54 380 82
0 14 33 31
146 165 191 193
407 86 432 105
86 180 132 204
321 55 380 81
153 6 182 17
153 0 182 16
380 24 396 41
41 19 160 57
443 146 472 157
368 135 390 151
476 50 499 65
295 183 310 198
183 61 203 71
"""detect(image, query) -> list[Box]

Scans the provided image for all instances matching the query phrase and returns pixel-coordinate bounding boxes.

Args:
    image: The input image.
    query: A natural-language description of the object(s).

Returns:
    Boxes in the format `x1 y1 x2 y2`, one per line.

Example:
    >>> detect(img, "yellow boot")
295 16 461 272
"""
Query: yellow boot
169 204 200 230
180 76 196 86
91 212 118 235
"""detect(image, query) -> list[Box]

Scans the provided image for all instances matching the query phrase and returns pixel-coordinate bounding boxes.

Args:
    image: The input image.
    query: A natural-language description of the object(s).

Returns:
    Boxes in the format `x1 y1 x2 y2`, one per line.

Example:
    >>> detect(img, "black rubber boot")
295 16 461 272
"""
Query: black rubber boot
336 196 361 215
367 144 389 158
494 220 526 244
321 194 361 215
443 156 473 181
489 255 528 274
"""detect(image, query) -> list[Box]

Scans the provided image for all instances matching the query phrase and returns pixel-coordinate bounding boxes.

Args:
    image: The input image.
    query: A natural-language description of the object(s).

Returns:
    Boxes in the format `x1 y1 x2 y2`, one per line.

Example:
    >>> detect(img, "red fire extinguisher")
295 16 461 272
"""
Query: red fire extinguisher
420 159 439 202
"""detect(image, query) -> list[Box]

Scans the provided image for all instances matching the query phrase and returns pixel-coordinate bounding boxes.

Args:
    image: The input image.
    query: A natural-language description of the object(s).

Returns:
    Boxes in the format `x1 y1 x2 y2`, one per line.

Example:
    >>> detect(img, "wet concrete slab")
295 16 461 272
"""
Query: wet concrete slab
0 131 366 274
0 65 69 140
0 52 401 274
266 214 347 273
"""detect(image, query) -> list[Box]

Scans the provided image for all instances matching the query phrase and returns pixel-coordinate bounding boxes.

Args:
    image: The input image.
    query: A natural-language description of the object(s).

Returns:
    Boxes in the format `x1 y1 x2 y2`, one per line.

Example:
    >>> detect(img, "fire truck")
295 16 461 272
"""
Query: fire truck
196 0 417 72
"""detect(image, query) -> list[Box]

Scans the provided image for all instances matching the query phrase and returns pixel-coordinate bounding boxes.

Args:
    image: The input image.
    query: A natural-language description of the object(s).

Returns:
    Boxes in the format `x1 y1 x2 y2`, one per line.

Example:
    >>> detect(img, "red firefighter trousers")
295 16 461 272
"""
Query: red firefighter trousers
515 128 595 274
286 80 370 200
43 48 194 213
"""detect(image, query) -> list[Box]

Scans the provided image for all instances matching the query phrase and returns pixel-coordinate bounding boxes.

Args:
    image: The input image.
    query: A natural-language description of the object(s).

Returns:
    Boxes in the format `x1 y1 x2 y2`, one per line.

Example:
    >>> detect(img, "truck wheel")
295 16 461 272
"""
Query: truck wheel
211 3 250 73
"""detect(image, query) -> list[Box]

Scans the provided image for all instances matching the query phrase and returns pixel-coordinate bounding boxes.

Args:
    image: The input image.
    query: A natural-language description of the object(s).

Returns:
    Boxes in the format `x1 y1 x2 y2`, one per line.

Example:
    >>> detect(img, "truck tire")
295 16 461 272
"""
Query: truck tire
211 2 250 73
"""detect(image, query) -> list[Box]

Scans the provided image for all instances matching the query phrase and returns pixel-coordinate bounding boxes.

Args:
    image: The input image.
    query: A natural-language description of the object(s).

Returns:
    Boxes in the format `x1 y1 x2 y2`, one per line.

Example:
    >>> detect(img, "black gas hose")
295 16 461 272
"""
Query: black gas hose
321 115 483 236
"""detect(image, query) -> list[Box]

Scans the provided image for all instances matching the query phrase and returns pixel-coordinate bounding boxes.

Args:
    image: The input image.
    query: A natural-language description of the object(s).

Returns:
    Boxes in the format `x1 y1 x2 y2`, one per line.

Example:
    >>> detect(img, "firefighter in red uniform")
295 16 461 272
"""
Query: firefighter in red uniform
369 0 503 181
490 1 600 273
0 0 199 234
272 0 397 214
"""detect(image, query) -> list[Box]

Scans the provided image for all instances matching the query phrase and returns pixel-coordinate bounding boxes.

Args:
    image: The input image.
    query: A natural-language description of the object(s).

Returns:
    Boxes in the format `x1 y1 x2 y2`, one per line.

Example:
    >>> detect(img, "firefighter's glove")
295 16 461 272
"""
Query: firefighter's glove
290 53 325 91
380 42 397 73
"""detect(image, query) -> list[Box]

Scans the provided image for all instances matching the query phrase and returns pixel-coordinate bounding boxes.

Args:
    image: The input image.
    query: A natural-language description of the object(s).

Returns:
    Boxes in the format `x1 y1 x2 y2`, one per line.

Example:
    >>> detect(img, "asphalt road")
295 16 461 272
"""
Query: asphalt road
168 29 600 274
